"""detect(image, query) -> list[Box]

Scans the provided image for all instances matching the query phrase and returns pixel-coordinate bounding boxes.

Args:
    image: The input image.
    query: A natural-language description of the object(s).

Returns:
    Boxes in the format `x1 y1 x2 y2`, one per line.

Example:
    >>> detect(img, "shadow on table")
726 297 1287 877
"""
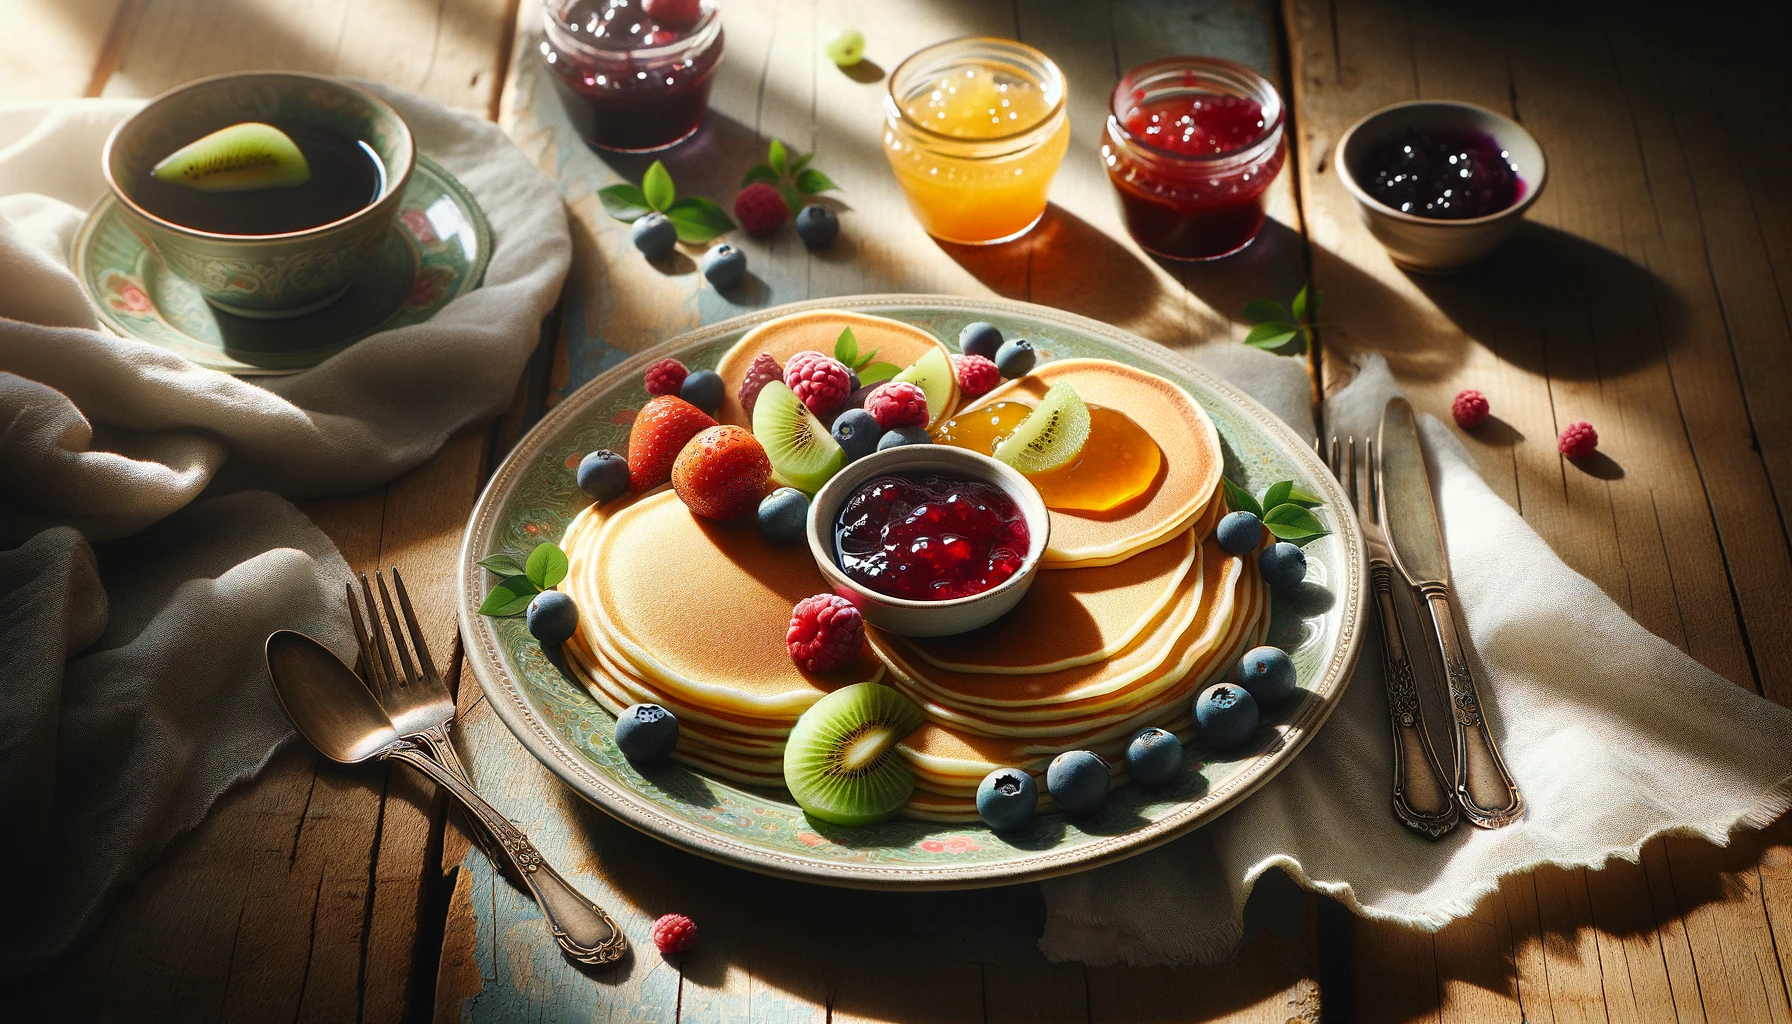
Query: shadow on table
933 203 1170 326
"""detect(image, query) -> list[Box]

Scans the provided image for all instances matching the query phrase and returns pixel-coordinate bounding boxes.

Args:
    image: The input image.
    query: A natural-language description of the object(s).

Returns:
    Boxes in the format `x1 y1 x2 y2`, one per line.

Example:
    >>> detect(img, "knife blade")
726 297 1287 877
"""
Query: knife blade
1377 398 1524 828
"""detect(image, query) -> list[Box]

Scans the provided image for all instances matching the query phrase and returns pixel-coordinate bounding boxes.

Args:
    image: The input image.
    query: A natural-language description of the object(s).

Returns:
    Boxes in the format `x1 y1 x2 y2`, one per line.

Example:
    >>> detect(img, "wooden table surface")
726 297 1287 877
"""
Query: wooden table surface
12 1 1792 1020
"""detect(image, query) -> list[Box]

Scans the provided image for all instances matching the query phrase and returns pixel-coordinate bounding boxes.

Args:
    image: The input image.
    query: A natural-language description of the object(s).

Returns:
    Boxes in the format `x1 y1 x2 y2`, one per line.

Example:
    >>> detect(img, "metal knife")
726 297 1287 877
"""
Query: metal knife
1378 398 1524 828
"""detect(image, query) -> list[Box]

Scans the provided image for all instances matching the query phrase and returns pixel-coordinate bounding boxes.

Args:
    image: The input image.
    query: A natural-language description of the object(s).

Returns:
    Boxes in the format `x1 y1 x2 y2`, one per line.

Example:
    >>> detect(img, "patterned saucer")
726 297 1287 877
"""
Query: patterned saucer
72 155 490 375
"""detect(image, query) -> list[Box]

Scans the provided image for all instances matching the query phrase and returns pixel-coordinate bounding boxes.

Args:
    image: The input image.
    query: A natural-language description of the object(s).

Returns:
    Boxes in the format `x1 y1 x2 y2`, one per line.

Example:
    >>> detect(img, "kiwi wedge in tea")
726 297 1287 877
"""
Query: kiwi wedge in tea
133 120 383 236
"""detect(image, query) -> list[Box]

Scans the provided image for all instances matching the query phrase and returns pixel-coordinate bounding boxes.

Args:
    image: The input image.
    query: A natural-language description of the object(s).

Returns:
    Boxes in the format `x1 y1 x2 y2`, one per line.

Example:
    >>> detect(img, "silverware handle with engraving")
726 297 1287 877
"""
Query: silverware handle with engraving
1417 586 1524 828
386 745 628 965
1370 561 1460 838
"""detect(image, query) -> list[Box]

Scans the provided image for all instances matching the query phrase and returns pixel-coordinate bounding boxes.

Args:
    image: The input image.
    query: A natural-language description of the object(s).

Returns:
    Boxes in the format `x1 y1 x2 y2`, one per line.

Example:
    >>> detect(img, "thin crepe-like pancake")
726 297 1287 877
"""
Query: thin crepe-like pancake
715 310 956 430
583 490 883 717
962 359 1222 566
898 529 1197 675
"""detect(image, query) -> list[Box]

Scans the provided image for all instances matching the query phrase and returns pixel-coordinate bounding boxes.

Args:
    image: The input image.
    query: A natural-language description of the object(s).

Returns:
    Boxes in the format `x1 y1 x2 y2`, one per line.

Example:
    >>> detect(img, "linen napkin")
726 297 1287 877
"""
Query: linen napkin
1038 351 1792 966
0 86 570 975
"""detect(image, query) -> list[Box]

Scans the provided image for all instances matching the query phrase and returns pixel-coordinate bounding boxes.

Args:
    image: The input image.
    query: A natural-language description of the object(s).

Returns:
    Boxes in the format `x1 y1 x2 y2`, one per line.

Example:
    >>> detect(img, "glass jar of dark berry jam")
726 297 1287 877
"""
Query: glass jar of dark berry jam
541 0 724 153
1101 56 1285 261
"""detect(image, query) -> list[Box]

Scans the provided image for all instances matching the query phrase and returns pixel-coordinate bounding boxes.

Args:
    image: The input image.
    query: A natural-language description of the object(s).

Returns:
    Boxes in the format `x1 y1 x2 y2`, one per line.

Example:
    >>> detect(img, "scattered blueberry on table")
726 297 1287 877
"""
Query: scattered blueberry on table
795 204 839 249
631 211 677 259
701 243 747 289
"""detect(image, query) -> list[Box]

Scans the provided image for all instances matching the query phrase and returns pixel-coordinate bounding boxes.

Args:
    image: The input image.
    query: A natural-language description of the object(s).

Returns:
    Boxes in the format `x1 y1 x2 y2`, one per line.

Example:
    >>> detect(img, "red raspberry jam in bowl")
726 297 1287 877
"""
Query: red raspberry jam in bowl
541 0 724 153
835 473 1030 601
1102 56 1285 261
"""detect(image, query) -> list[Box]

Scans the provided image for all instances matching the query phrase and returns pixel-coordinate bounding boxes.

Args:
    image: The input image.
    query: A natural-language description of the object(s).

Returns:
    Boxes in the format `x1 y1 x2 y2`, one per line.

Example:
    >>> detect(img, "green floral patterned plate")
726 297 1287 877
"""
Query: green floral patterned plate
459 296 1365 889
72 154 490 376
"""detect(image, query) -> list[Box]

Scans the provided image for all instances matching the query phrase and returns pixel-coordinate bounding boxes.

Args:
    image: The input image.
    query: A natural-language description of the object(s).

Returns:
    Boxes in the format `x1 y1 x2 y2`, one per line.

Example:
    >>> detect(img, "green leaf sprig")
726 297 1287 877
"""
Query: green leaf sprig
1241 283 1321 355
477 542 570 617
741 138 839 211
598 161 736 243
1222 477 1329 544
833 327 901 385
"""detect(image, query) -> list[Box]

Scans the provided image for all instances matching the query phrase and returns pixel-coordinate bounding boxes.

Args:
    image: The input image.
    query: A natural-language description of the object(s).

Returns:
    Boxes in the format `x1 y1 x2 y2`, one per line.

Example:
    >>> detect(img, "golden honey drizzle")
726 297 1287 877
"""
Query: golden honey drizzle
933 401 1163 512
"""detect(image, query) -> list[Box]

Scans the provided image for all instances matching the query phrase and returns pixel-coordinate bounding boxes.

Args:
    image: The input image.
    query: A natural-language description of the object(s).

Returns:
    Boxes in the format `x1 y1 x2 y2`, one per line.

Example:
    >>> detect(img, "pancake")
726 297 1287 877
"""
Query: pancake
715 310 957 430
1044 481 1224 570
580 490 883 718
897 529 1197 675
567 634 788 754
962 359 1222 566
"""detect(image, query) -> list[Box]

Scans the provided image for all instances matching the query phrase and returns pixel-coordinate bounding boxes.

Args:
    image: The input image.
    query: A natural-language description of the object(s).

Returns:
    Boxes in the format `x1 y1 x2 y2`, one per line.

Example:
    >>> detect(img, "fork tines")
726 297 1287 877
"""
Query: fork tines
345 567 440 698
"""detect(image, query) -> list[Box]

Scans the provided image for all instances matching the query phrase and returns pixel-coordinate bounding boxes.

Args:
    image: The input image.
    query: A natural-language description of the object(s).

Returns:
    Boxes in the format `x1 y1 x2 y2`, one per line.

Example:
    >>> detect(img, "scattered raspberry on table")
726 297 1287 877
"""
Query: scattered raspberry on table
651 913 698 955
1452 388 1489 428
784 350 852 416
866 381 930 429
644 358 688 397
1558 420 1598 458
735 183 790 234
955 354 1001 399
787 594 865 673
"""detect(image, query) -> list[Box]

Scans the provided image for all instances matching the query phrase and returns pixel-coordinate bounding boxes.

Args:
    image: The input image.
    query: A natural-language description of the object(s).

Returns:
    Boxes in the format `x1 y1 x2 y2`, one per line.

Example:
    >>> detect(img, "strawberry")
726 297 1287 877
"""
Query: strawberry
672 425 772 520
627 396 717 492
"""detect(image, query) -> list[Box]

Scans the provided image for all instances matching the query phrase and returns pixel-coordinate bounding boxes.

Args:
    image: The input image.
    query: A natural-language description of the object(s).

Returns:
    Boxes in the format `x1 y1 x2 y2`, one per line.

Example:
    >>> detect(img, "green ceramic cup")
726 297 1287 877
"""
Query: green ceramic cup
102 72 414 320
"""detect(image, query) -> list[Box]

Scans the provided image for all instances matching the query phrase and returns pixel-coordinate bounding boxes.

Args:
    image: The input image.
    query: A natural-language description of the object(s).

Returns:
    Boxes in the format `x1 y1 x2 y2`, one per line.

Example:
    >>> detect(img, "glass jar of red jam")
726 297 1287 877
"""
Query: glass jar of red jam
1101 56 1286 261
540 0 724 153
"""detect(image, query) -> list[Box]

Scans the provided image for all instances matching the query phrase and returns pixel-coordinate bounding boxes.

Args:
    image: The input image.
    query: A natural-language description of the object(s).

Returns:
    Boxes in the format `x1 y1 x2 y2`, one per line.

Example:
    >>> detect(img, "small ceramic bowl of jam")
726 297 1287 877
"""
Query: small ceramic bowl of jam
1335 100 1546 273
806 445 1050 638
102 71 414 319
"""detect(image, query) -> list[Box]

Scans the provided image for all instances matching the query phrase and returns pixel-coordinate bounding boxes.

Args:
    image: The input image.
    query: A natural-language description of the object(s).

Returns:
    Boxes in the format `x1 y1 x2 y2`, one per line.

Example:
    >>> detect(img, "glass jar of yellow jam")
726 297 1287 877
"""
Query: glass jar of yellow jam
882 37 1070 244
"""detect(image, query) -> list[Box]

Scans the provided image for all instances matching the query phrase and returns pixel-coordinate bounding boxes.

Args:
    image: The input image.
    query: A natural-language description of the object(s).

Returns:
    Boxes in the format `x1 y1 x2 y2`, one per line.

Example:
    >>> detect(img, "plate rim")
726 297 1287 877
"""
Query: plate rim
458 294 1365 890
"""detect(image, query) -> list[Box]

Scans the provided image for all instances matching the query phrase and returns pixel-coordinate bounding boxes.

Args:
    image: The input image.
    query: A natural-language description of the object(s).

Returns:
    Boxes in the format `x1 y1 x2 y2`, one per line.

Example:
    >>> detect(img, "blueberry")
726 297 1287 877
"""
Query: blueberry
1047 750 1110 817
701 243 747 290
1216 511 1263 555
975 768 1038 831
680 368 725 414
631 212 677 260
831 408 882 462
994 338 1036 378
615 702 679 763
794 204 839 249
959 321 1004 359
1125 727 1185 787
526 590 578 646
577 449 630 503
757 487 810 544
1236 646 1297 707
1194 683 1259 751
1258 542 1308 590
877 426 932 450
846 368 861 394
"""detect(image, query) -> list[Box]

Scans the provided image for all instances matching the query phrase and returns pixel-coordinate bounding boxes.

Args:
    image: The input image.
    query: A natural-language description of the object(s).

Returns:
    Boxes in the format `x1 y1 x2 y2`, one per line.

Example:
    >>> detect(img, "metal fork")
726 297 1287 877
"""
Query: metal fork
347 569 627 965
1324 437 1460 839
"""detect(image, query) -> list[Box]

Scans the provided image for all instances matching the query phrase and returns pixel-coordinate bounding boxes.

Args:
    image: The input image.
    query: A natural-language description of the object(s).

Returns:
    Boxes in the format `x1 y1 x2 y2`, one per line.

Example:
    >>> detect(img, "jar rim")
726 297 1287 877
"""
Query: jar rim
1106 56 1285 165
542 0 721 63
886 36 1066 146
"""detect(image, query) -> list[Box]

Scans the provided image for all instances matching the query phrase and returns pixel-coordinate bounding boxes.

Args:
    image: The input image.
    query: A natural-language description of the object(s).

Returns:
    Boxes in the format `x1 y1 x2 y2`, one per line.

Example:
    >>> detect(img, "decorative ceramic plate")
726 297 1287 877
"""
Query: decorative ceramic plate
459 296 1364 889
72 154 490 376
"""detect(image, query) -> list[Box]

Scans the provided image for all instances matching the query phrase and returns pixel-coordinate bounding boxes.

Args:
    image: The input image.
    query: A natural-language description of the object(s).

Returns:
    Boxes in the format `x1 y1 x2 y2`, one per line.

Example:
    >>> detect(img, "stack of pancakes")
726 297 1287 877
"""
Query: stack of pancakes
560 312 1268 822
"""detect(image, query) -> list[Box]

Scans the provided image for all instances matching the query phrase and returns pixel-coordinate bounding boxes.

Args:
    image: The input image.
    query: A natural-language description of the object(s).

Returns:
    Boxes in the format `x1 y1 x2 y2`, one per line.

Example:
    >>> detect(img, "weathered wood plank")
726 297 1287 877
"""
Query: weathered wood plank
0 0 132 99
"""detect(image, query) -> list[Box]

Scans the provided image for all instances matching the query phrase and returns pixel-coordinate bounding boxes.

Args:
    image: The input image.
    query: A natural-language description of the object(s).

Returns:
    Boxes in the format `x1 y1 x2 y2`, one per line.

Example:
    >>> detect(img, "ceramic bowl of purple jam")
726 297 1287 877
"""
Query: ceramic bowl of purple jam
1336 100 1546 274
806 444 1050 637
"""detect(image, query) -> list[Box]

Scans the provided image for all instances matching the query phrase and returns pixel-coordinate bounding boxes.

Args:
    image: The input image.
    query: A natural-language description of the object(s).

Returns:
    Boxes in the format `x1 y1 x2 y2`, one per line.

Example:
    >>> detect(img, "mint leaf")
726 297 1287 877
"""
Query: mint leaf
479 575 536 617
834 327 859 367
1261 480 1292 511
768 138 788 175
857 362 900 385
1244 322 1301 350
642 161 676 212
1290 284 1310 322
664 196 736 242
1222 477 1262 519
598 184 652 222
1281 483 1324 508
1243 299 1289 323
775 181 803 212
853 347 879 371
741 164 781 188
790 152 813 173
795 168 838 195
478 552 527 578
526 542 569 590
1263 503 1328 543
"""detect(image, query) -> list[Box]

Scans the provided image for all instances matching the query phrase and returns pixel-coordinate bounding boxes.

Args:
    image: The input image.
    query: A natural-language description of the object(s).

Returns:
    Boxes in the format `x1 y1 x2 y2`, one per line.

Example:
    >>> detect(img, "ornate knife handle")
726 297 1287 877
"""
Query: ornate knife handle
1370 561 1460 838
386 745 628 965
1416 586 1524 828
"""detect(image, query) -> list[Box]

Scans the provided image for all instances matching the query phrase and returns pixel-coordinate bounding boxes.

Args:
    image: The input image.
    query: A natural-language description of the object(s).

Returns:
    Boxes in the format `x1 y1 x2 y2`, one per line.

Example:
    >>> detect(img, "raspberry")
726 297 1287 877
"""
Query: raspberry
1558 420 1598 458
1452 389 1490 428
737 352 783 419
734 183 790 235
954 354 1001 399
787 594 865 673
865 381 929 430
784 350 852 416
644 358 688 397
651 913 698 956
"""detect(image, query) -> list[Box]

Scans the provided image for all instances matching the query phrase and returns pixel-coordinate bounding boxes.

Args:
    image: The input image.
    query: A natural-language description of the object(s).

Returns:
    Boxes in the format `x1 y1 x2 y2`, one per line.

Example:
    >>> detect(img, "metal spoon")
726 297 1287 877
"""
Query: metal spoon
265 630 626 965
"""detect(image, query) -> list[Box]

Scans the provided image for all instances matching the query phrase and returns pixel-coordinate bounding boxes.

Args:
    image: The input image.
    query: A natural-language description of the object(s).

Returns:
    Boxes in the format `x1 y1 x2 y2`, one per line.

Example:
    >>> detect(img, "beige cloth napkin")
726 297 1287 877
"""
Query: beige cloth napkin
0 86 570 974
1039 352 1792 966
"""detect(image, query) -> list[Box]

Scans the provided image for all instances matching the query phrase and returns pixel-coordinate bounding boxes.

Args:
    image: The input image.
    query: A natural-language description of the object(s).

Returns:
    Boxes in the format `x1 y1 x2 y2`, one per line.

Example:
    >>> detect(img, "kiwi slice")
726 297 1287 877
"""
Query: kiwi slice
784 682 925 826
994 383 1091 475
890 347 958 429
151 122 311 192
752 380 846 492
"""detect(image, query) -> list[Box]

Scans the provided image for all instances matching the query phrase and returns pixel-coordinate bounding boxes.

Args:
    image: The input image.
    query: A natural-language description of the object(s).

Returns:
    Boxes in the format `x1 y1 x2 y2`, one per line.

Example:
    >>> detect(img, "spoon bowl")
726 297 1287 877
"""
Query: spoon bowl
265 629 400 763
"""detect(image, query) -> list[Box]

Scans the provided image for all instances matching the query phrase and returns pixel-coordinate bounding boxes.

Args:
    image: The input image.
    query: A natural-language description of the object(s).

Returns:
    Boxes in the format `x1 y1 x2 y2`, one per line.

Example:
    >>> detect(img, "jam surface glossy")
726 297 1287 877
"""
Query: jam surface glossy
1360 127 1522 219
1123 93 1266 156
835 473 1030 601
934 402 1163 513
543 0 722 152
